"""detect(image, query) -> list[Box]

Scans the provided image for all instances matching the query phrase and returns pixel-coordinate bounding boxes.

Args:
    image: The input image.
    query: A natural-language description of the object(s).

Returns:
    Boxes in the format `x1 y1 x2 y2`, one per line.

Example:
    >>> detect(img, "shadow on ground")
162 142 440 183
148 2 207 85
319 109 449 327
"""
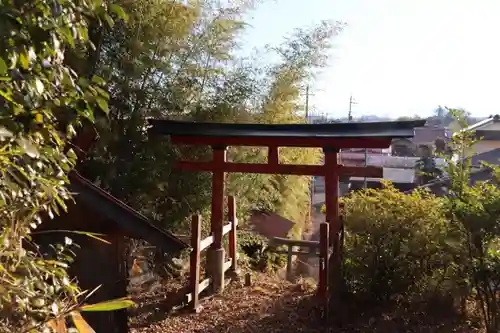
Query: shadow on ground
129 282 189 329
192 292 482 333
130 274 483 333
334 296 483 333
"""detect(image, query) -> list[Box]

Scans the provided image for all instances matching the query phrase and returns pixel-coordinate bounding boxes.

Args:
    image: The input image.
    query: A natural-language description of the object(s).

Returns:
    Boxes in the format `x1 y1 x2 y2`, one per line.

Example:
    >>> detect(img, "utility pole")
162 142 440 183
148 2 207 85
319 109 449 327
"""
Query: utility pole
305 85 310 121
304 85 317 121
348 95 357 122
348 95 367 188
303 85 324 122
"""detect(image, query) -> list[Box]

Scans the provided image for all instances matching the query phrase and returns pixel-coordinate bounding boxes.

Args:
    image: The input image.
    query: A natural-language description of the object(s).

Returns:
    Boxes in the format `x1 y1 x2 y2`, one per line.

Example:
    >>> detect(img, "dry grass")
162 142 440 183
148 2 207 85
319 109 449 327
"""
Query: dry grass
129 273 483 333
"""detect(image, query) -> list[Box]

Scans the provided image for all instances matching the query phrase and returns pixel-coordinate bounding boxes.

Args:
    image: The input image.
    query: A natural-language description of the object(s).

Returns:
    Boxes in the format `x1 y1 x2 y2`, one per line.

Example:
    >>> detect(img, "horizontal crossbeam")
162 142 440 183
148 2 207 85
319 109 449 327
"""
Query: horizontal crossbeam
271 237 320 248
177 160 383 177
171 135 393 149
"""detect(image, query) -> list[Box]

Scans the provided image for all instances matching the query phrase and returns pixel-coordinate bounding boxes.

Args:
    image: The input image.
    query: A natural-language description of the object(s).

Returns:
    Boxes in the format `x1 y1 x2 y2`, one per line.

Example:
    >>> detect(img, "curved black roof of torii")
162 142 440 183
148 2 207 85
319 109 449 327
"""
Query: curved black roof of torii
148 119 427 140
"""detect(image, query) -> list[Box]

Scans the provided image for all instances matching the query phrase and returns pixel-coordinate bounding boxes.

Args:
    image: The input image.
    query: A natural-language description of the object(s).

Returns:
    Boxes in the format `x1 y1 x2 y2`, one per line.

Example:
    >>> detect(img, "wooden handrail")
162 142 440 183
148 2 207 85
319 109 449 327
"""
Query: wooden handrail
271 237 320 248
199 235 214 252
187 196 240 312
189 215 202 312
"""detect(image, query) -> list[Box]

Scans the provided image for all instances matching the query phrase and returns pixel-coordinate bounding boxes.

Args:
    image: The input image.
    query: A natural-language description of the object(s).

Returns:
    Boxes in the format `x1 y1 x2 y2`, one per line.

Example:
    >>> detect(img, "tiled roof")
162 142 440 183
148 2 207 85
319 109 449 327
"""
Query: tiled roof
462 115 500 132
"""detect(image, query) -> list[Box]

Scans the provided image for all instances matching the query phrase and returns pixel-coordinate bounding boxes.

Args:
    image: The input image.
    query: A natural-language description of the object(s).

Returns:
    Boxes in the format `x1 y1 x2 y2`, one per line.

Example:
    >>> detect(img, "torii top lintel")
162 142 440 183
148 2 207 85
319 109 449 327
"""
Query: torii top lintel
148 119 427 149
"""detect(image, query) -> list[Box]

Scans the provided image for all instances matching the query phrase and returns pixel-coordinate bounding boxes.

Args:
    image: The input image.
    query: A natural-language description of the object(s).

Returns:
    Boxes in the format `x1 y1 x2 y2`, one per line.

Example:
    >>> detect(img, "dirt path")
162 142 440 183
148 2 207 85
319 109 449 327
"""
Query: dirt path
130 273 323 333
294 185 325 280
129 271 480 333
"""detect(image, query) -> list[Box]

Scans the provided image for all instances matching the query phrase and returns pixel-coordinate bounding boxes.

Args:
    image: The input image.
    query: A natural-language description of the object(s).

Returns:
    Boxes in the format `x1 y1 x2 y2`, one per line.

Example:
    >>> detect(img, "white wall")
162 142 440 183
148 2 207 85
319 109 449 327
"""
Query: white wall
350 167 416 183
340 152 446 169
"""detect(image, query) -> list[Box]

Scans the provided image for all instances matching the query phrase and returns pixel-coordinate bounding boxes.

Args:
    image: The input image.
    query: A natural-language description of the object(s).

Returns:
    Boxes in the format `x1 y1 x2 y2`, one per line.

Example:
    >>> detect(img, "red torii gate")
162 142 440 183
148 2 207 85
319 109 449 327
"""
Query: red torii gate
148 119 424 312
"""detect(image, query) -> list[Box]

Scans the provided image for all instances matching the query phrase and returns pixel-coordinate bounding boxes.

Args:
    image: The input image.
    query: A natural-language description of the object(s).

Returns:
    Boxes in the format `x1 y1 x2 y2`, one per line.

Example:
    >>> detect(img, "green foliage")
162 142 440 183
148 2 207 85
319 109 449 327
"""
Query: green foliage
442 109 500 333
0 0 131 331
332 108 500 332
340 182 454 301
76 0 342 238
227 21 341 232
237 231 287 272
81 0 252 231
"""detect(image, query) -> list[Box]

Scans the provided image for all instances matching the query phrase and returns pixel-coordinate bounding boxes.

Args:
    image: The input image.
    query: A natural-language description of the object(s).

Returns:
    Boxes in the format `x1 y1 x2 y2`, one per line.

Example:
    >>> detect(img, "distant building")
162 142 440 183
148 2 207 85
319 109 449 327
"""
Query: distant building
408 114 500 194
461 114 500 155
391 126 452 157
407 167 494 197
334 124 449 191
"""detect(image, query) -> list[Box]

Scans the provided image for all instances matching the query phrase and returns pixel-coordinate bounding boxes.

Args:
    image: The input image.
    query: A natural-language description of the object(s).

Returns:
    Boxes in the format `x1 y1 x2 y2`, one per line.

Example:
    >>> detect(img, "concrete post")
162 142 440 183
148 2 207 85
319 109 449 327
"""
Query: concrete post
212 247 225 293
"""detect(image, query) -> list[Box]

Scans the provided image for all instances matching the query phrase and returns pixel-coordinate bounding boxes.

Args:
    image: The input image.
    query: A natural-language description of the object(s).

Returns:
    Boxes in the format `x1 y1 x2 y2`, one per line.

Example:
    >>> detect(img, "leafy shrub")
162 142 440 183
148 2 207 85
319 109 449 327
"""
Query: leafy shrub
340 182 456 302
442 109 500 332
316 109 500 332
237 231 287 272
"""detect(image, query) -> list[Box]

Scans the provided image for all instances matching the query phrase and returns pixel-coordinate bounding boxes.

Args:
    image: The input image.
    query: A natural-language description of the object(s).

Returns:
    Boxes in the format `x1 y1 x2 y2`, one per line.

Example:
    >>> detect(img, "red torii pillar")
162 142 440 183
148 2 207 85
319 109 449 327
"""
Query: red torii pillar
323 148 342 313
323 148 340 245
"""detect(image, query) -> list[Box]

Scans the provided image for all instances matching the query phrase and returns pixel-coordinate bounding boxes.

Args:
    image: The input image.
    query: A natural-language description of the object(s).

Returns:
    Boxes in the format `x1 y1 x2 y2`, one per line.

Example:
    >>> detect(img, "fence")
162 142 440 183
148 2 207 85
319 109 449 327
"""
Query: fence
269 222 331 318
270 238 320 280
185 196 238 312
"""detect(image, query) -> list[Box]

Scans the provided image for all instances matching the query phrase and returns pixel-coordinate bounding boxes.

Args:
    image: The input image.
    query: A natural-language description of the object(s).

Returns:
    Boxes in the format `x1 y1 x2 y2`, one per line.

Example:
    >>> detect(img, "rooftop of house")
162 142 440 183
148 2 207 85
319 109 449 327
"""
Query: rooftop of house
405 167 494 197
462 114 500 132
470 148 500 167
392 126 451 146
413 126 451 144
449 114 500 141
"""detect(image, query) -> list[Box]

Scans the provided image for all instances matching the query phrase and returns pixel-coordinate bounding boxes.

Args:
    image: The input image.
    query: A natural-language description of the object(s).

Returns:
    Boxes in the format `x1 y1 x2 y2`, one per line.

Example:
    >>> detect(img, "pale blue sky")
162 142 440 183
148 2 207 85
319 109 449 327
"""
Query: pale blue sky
240 0 500 119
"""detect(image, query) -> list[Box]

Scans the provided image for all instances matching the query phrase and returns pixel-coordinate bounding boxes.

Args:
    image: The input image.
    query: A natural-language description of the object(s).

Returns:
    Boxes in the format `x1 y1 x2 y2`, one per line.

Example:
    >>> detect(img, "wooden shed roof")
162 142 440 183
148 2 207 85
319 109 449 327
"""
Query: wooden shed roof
68 171 188 253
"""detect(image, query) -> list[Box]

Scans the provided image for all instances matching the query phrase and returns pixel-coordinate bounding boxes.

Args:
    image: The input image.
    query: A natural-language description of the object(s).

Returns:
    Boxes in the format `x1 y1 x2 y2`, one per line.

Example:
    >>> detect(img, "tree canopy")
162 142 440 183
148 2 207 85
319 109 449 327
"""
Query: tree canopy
78 0 342 235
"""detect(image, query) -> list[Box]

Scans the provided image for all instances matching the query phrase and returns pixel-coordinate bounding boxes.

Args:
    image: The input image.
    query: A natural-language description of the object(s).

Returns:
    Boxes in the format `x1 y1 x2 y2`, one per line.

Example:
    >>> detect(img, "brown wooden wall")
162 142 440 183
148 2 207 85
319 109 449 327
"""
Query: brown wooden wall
34 203 129 333
75 232 128 333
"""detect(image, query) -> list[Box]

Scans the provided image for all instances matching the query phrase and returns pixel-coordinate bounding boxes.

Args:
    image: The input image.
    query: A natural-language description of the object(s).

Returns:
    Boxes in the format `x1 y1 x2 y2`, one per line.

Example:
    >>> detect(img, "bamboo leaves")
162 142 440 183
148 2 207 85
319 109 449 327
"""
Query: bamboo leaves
45 297 135 332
